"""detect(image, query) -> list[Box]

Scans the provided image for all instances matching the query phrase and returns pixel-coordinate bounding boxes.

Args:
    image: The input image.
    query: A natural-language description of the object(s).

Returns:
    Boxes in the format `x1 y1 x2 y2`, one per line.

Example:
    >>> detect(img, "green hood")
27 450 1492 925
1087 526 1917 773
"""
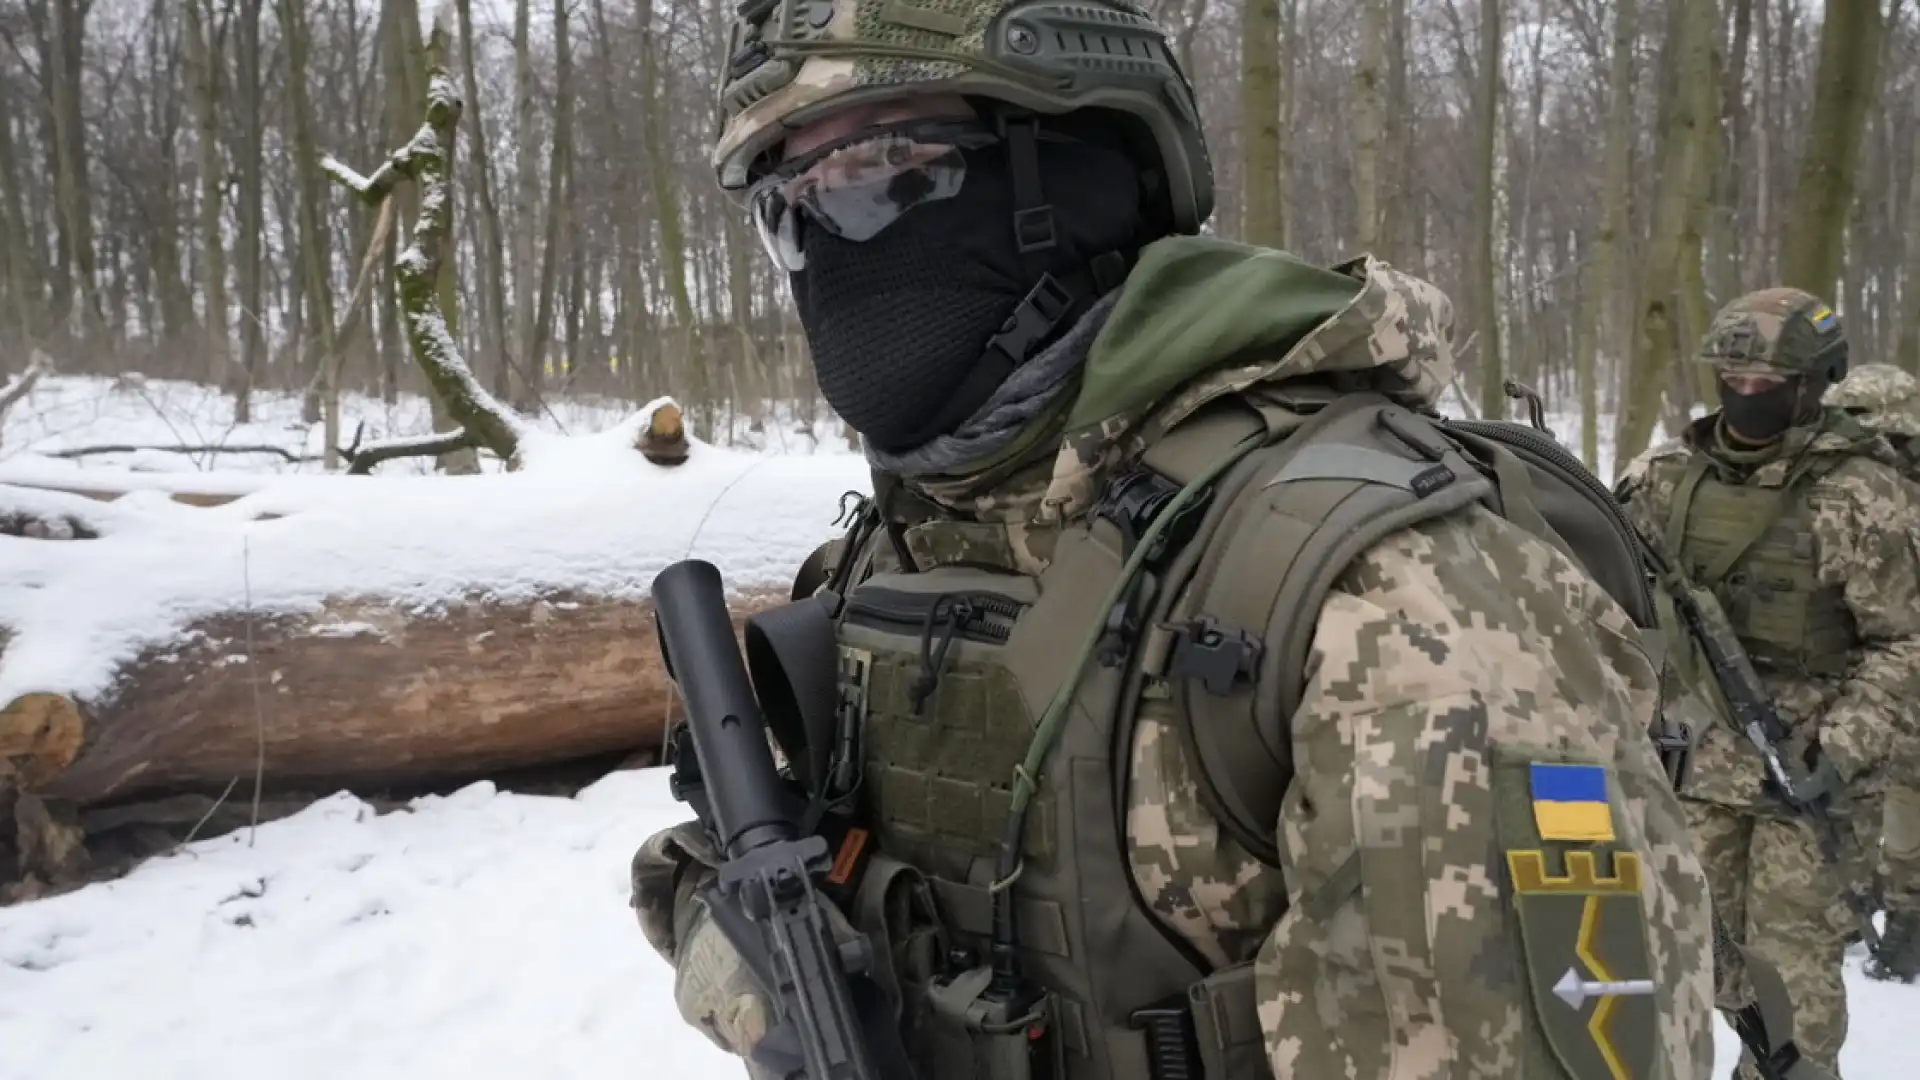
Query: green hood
1066 236 1364 430
904 234 1462 523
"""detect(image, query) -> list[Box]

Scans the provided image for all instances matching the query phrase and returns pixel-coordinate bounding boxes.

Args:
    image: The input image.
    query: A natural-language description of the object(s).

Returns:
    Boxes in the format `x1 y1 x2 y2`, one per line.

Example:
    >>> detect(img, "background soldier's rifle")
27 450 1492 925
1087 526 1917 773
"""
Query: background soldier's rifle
1646 543 1883 957
1638 534 1876 1080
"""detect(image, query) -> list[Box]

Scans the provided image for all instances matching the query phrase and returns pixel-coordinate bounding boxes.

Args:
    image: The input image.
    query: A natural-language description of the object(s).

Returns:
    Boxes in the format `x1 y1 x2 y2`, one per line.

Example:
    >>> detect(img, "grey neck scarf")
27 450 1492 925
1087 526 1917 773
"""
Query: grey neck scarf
864 290 1121 478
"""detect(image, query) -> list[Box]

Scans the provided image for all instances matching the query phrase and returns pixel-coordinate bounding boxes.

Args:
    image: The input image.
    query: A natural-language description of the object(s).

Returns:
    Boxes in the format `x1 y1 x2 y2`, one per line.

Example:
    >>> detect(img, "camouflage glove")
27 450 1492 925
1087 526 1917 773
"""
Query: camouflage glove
1865 909 1920 983
630 821 769 1057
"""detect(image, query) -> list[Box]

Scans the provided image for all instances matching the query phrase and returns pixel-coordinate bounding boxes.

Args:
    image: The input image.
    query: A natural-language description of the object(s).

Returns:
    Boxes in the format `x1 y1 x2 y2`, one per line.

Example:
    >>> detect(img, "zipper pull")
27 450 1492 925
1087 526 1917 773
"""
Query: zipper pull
910 598 972 716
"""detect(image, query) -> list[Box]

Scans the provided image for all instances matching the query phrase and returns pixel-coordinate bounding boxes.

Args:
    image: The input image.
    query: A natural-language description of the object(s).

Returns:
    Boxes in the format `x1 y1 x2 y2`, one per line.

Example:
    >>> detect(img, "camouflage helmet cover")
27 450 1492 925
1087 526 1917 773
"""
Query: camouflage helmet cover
1694 287 1848 378
1824 362 1920 437
711 1 1214 232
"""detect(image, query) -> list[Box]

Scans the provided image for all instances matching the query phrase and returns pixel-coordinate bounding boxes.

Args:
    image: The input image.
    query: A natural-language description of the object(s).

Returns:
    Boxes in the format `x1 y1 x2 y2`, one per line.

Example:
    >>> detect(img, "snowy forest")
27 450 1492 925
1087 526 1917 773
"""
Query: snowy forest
3 1 1919 1075
0 0 1907 473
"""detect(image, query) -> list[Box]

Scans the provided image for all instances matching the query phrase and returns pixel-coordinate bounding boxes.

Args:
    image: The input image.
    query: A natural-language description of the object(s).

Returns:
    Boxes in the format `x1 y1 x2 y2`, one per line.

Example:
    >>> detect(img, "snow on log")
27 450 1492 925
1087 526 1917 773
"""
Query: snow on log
0 432 870 890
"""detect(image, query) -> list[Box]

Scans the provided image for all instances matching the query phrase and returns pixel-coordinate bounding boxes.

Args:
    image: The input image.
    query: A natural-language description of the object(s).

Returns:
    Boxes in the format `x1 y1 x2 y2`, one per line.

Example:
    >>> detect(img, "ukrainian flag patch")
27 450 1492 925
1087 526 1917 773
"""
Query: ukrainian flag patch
1529 762 1616 843
1811 305 1838 332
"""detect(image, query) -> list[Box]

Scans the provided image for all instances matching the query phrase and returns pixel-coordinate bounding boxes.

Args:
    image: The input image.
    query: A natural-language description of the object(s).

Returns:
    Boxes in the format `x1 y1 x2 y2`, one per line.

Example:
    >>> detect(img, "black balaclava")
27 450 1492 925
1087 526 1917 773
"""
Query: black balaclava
791 129 1145 454
1719 378 1804 443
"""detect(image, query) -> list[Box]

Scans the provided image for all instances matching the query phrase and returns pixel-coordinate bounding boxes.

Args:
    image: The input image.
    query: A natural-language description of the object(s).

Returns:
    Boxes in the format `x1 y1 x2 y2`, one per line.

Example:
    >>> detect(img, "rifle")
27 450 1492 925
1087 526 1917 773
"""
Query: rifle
1647 546 1884 962
652 558 910 1080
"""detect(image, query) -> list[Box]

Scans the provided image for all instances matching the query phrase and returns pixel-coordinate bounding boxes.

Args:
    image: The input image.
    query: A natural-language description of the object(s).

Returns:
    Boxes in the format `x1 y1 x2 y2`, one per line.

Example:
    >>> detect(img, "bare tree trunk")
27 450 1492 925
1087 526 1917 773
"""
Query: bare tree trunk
45 0 99 350
1473 0 1503 421
186 0 230 389
1383 0 1411 263
1173 0 1211 75
1616 0 1718 469
1239 0 1284 247
641 3 694 332
1780 0 1882 298
1713 0 1754 307
526 0 574 409
586 0 643 389
0 50 40 353
1752 0 1773 283
455 0 511 403
1352 0 1386 254
1572 0 1635 470
234 0 265 422
1896 75 1920 372
512 0 539 400
279 0 337 433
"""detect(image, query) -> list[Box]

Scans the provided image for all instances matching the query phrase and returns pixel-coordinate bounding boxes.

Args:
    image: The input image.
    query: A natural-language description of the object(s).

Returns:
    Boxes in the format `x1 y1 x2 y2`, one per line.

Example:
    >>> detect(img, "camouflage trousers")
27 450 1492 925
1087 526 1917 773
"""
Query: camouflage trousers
1686 799 1881 1080
1881 779 1920 917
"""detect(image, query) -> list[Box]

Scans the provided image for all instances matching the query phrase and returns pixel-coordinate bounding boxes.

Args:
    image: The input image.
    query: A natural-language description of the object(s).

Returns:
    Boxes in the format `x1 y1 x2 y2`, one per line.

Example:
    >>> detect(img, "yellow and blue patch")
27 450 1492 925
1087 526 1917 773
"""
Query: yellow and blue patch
1530 762 1615 843
1811 305 1838 333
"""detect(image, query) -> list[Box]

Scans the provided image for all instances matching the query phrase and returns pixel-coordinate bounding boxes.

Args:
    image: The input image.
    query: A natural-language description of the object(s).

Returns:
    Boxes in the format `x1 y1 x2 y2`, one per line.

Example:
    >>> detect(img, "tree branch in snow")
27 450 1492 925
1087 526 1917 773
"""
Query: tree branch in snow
43 444 321 464
0 352 54 442
322 24 526 468
340 429 480 476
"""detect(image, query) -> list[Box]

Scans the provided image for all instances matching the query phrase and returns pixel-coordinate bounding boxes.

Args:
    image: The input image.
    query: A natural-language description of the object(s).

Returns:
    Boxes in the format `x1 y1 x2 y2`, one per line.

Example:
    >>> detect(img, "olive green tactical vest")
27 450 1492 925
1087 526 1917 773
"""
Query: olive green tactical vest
1665 458 1855 677
807 389 1671 1080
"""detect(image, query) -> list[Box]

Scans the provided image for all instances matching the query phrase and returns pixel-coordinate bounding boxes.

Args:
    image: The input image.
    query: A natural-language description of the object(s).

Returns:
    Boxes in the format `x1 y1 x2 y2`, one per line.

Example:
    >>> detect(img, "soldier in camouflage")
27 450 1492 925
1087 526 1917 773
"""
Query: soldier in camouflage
1617 293 1920 1078
1824 362 1920 983
630 3 1715 1078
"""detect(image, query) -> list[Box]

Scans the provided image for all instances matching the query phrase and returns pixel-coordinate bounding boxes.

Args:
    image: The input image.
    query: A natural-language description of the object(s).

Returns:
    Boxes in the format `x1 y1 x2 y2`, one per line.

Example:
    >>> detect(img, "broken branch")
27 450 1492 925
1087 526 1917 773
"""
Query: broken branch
341 429 480 475
0 352 54 434
44 444 319 463
321 21 526 468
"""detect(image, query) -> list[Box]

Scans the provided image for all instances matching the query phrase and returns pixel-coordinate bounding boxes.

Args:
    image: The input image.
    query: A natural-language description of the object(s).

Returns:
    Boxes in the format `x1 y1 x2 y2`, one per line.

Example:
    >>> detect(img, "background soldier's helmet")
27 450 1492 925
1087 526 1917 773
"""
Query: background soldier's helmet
710 1 1213 232
1824 362 1920 437
1694 287 1850 384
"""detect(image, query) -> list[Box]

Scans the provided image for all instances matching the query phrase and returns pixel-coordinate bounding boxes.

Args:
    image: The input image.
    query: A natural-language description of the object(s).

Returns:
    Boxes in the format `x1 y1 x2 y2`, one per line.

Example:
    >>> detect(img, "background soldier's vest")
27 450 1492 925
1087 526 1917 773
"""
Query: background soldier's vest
1666 457 1855 677
794 388 1670 1080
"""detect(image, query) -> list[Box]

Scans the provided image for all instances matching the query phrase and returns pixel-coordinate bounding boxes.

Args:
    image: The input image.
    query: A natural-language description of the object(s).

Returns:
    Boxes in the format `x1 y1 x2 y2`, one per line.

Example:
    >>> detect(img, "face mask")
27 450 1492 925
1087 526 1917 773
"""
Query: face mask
1719 378 1802 443
789 138 1141 454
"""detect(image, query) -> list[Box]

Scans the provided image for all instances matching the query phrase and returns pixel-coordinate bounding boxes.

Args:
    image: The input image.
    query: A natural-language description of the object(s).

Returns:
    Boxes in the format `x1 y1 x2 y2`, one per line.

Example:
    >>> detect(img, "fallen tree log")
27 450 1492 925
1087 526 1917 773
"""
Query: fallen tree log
0 585 793 900
0 397 868 899
2 586 788 809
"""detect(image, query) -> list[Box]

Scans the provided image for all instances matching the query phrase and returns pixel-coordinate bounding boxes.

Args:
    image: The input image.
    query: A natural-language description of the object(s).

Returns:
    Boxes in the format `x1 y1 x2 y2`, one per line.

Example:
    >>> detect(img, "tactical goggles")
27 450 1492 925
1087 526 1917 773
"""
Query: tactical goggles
748 120 996 272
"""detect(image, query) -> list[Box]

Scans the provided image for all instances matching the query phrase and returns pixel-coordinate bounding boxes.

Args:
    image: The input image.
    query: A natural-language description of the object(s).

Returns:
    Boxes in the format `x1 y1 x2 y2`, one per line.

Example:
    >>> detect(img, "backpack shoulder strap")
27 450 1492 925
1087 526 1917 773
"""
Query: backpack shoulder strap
1141 395 1495 866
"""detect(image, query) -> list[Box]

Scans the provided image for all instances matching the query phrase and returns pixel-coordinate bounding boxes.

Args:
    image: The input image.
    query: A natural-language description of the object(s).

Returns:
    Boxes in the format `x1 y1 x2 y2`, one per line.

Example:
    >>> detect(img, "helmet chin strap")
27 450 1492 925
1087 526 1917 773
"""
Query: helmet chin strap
914 114 1131 440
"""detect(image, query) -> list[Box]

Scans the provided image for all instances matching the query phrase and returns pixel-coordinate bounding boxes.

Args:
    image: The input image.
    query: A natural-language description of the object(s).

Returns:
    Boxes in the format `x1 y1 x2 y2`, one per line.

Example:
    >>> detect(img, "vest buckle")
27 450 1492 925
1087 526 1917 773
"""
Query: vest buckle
1096 464 1209 564
1129 993 1202 1080
1165 616 1263 696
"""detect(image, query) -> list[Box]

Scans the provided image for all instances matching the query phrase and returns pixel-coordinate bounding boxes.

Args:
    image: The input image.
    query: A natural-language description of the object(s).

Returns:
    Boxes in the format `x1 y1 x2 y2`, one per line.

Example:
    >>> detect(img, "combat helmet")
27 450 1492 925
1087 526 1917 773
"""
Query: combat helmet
711 1 1213 233
1695 287 1850 386
1825 362 1920 438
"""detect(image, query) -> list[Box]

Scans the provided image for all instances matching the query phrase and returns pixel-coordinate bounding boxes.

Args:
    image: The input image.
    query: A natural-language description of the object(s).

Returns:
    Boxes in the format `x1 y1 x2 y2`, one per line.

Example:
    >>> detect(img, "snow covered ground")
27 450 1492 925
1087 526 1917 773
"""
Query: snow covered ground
0 377 871 708
0 374 851 475
0 767 1910 1080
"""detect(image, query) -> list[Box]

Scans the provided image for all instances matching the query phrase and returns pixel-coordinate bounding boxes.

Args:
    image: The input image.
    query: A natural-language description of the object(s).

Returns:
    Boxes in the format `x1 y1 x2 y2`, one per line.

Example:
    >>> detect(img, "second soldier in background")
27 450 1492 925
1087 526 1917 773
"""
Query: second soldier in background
1618 291 1920 1079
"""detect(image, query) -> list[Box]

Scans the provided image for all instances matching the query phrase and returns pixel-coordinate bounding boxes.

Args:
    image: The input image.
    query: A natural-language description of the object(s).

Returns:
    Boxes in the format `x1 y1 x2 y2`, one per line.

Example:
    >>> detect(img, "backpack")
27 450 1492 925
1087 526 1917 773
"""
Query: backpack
1084 384 1666 866
786 383 1676 864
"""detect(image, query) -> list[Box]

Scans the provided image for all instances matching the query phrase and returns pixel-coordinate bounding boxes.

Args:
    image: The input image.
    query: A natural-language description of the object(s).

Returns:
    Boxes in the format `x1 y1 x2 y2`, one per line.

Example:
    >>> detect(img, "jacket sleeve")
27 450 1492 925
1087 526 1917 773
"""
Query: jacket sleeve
1808 459 1920 781
630 819 721 964
1253 508 1715 1080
